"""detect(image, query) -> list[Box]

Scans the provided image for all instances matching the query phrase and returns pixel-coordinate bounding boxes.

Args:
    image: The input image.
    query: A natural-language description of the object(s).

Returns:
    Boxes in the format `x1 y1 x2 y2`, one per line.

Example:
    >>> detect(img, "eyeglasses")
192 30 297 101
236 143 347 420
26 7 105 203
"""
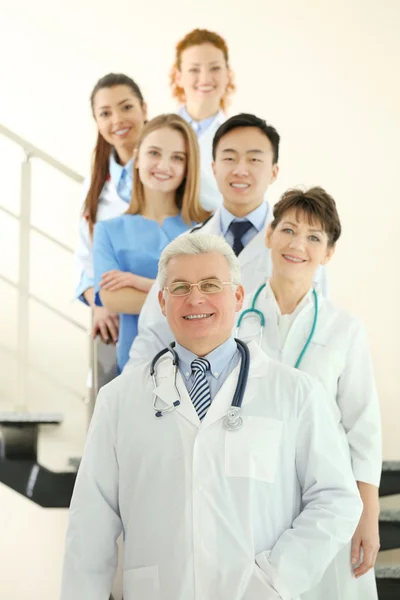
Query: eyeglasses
164 278 234 297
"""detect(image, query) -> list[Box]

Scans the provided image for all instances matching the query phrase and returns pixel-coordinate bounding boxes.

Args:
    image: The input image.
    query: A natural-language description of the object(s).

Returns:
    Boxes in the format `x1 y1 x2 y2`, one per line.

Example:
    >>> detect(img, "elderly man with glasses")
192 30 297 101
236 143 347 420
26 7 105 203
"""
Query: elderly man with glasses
61 233 362 600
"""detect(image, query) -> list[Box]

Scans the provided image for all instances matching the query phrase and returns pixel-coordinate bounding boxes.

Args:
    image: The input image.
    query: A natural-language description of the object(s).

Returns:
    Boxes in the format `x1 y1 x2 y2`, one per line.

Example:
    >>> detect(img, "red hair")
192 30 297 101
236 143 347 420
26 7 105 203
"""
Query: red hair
170 29 236 112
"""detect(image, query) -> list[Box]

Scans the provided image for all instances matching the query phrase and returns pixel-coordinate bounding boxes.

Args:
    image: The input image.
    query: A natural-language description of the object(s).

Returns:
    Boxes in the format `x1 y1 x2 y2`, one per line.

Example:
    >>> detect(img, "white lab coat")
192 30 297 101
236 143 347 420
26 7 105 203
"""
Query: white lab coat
196 110 225 212
237 285 382 600
61 341 362 600
75 176 128 295
126 208 328 367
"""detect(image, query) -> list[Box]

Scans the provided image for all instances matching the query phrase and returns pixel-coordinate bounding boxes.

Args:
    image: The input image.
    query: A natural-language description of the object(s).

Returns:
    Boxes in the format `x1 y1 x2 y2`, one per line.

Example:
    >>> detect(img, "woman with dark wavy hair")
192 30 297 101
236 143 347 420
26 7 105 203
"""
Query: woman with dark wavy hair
75 73 147 344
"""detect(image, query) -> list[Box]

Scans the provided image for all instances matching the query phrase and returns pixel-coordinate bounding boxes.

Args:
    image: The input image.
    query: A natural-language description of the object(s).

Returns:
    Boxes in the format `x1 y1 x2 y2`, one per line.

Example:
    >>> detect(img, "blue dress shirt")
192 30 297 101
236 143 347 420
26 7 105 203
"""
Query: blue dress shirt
220 202 269 248
109 152 134 203
178 105 218 138
175 336 240 399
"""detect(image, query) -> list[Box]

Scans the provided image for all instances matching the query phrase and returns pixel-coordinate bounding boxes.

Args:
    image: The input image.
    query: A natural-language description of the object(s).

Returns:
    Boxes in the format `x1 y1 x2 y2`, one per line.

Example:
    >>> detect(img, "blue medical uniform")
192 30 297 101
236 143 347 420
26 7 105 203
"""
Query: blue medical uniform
93 213 191 372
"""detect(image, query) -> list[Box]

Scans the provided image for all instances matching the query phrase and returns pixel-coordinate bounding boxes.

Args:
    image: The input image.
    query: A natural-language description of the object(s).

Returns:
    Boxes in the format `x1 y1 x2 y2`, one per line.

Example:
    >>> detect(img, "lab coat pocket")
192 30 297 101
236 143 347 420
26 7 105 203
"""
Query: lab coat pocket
123 565 160 600
225 416 283 483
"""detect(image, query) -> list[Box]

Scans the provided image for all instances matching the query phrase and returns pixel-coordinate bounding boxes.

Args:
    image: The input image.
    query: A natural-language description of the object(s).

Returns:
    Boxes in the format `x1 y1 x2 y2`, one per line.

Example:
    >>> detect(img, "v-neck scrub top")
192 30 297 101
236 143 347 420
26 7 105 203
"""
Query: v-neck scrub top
93 213 191 371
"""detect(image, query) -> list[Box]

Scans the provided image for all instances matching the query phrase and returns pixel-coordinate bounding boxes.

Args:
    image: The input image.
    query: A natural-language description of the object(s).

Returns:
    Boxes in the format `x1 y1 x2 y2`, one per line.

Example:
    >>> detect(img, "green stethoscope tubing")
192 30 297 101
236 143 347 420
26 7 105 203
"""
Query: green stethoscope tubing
237 283 319 369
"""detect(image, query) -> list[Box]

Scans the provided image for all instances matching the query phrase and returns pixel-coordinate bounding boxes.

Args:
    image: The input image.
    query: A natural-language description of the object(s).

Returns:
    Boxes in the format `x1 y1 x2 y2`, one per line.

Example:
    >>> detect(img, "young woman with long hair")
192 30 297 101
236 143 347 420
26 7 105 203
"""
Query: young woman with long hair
93 113 210 371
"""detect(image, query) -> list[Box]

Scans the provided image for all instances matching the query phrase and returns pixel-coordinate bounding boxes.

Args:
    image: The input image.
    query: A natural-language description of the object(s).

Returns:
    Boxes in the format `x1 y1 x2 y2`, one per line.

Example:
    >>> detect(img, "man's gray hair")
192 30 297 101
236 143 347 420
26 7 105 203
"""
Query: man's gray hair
158 233 241 289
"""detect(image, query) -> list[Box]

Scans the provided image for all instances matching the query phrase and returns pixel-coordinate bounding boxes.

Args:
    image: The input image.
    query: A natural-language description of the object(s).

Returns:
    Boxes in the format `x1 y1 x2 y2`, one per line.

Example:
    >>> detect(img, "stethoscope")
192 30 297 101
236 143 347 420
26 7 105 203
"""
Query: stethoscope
236 284 319 369
150 338 250 431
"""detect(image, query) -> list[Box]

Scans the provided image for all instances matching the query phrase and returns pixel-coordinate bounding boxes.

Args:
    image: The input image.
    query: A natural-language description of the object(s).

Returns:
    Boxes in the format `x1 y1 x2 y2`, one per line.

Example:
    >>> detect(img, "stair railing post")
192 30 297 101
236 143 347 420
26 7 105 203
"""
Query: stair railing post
16 153 32 412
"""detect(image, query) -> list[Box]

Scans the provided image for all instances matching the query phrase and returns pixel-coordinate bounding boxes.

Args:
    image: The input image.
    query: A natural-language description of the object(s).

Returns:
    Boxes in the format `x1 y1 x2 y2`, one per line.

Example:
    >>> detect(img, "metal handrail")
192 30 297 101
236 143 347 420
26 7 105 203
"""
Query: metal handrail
0 273 86 332
0 124 85 411
0 205 75 255
0 123 84 184
0 125 117 425
0 344 85 401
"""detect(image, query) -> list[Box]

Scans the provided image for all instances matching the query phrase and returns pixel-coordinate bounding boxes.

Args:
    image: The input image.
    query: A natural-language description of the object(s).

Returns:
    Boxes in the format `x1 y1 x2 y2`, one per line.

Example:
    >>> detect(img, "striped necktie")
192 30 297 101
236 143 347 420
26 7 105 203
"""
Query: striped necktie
189 358 211 421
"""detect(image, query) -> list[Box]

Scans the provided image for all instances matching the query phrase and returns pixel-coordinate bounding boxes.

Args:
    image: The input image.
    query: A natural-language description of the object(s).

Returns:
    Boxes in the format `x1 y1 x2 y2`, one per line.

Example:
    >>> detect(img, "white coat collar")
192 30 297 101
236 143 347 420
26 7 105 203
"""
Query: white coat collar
150 341 270 430
199 210 223 235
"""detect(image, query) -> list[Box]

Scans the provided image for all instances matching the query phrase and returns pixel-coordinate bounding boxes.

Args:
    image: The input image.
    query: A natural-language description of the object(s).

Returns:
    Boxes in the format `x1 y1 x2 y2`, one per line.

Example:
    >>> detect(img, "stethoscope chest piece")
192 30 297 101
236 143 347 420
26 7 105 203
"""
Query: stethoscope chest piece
223 407 243 431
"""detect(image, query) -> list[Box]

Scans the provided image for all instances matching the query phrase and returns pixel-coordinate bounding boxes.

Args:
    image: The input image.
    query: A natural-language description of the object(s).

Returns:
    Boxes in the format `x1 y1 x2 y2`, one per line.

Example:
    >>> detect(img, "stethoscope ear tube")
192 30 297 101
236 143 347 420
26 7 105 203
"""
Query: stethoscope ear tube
294 289 319 369
150 347 170 376
232 339 250 409
150 343 178 375
151 343 180 417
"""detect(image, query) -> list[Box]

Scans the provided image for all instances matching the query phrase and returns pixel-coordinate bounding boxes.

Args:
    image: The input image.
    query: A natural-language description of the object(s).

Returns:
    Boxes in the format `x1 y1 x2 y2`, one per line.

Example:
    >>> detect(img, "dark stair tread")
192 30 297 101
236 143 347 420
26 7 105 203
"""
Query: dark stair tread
380 495 400 522
0 411 63 425
376 549 400 578
0 459 76 507
382 461 400 472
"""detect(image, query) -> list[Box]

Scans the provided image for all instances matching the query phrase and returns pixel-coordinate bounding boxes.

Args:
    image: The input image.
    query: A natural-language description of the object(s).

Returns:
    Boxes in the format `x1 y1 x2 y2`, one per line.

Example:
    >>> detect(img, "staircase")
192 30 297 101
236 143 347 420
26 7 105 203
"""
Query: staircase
0 123 88 507
376 461 400 598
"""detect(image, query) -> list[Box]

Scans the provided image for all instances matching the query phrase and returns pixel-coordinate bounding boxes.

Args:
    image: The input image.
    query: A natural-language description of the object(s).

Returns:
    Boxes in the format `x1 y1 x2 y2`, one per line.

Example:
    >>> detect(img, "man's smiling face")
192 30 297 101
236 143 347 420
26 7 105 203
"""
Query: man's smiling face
159 251 244 355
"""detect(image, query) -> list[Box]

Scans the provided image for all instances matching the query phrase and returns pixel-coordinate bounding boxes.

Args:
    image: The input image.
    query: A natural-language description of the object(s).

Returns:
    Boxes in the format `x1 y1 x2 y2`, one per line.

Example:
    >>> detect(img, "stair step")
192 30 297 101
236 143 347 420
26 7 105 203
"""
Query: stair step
380 495 400 522
382 461 400 471
379 494 400 550
380 462 400 497
68 457 81 470
0 412 64 461
0 459 76 508
0 412 63 425
376 548 400 578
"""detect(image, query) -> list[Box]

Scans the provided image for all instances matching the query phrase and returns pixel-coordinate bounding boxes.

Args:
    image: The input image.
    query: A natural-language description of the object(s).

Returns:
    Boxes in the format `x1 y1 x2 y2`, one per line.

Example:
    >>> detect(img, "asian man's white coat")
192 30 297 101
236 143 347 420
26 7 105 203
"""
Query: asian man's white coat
61 342 362 600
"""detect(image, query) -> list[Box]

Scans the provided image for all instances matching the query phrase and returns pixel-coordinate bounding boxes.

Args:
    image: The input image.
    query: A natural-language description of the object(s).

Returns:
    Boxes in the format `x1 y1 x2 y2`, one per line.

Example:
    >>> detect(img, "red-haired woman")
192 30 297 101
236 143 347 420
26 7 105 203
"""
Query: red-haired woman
171 29 235 212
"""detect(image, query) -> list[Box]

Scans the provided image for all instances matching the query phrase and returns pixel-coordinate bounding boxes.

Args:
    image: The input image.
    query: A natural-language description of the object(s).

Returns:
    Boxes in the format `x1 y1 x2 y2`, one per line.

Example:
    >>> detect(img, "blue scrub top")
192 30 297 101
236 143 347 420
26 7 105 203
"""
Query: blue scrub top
93 213 192 372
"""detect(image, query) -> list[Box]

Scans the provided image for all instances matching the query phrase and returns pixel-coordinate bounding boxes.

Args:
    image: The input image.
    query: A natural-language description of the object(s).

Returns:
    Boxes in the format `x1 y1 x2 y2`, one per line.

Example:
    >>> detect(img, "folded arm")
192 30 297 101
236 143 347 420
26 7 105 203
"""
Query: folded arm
100 287 148 315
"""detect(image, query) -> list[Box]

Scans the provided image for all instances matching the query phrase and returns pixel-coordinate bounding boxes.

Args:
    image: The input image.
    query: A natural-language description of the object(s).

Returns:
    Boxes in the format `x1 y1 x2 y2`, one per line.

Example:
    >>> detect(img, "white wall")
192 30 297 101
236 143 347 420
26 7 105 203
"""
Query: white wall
0 0 399 598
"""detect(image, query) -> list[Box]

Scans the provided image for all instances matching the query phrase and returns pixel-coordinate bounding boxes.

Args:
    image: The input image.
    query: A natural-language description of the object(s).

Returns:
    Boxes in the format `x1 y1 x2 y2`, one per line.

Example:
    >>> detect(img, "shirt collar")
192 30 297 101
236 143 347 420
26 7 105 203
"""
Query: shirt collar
178 105 219 136
175 336 237 381
265 279 314 316
220 202 269 236
109 151 134 187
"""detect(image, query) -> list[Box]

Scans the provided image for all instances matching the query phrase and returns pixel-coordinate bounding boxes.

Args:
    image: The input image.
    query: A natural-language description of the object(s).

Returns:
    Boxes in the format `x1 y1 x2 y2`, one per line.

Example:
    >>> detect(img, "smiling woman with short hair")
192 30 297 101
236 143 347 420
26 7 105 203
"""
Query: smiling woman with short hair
237 186 381 600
